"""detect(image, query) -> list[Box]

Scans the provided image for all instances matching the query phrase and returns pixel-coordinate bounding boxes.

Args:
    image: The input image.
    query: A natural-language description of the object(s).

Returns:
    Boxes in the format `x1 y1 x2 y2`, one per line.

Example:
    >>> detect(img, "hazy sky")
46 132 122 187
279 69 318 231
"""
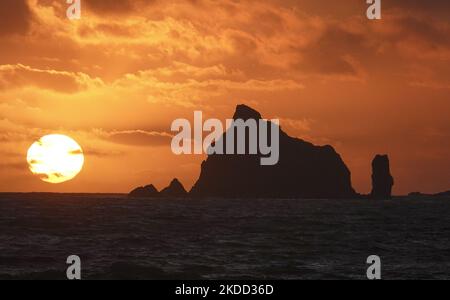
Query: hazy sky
0 0 449 194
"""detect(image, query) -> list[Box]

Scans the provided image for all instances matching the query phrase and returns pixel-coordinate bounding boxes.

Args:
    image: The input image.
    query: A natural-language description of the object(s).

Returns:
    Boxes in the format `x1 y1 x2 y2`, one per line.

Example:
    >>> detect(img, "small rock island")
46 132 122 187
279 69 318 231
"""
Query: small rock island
370 154 394 199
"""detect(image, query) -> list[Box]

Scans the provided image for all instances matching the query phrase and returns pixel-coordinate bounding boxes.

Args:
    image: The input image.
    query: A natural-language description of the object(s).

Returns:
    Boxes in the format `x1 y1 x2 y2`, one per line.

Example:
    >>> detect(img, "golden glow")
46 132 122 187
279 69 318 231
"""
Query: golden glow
0 1 448 194
27 134 84 184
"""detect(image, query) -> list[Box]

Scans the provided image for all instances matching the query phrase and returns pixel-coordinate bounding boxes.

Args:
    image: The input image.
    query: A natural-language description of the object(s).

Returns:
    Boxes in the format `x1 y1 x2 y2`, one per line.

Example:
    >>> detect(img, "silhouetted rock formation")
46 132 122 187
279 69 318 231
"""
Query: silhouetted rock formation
129 184 159 198
129 179 189 199
370 155 394 199
408 192 426 198
436 191 450 197
189 104 356 199
408 191 450 198
160 179 188 198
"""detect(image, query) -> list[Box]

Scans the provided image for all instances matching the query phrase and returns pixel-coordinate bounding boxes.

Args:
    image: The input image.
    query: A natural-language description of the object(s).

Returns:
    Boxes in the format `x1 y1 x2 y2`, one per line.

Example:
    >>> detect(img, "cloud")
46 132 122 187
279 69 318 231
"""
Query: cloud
294 26 367 79
371 13 450 61
84 0 137 15
278 117 313 133
386 0 450 16
99 129 173 147
114 65 304 107
22 0 367 81
406 64 450 89
0 0 32 36
0 64 104 93
0 162 27 171
0 119 41 143
8 0 448 82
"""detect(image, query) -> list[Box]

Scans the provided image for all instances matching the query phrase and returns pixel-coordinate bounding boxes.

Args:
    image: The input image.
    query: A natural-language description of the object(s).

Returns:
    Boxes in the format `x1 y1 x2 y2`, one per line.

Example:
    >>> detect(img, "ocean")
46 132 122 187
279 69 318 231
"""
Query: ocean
0 193 449 280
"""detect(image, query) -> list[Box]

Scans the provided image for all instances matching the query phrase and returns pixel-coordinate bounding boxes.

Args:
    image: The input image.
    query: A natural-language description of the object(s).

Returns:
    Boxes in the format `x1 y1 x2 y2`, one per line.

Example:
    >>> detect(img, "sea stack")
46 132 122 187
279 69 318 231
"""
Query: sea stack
129 184 159 198
160 179 188 198
189 104 356 199
370 155 394 199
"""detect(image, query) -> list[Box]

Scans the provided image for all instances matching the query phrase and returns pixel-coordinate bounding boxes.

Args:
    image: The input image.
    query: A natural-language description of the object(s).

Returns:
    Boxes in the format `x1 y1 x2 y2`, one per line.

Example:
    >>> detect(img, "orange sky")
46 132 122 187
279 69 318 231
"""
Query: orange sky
0 0 449 195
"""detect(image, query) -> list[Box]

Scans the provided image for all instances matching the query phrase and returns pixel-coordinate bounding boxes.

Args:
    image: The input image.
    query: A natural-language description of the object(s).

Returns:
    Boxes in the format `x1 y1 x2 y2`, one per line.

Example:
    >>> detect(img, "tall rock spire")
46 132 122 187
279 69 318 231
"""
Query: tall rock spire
370 154 394 199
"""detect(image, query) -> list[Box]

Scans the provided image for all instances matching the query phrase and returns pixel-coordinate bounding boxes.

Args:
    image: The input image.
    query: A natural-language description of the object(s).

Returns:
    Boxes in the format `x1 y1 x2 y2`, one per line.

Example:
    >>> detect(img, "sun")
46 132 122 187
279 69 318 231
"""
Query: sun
27 134 85 184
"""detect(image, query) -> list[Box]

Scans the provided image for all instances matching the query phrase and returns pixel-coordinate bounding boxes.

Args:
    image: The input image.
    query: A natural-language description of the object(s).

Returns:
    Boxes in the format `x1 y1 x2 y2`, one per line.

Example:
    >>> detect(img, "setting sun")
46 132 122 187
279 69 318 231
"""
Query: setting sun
26 134 84 184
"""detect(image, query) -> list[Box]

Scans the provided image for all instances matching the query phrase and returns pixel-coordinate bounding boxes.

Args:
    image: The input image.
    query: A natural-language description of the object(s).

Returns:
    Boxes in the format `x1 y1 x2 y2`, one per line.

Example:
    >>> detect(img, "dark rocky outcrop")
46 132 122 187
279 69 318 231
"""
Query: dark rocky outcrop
408 191 450 199
160 178 188 198
129 179 189 198
189 104 356 199
370 155 394 199
129 184 159 198
408 192 426 198
435 191 450 197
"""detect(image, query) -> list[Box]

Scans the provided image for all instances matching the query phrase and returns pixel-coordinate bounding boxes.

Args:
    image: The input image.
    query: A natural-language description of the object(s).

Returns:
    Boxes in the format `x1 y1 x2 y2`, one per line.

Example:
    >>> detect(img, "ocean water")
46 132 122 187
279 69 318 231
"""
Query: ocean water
0 193 449 280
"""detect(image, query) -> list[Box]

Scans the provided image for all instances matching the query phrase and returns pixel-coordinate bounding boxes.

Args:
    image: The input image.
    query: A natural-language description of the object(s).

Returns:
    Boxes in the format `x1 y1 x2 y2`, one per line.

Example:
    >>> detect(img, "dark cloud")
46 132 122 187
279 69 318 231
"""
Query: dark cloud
69 149 83 155
278 0 450 18
107 130 173 147
387 0 450 16
293 27 366 77
292 11 449 78
37 173 49 180
397 16 450 47
0 132 29 143
83 148 124 157
0 162 27 170
0 0 32 36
